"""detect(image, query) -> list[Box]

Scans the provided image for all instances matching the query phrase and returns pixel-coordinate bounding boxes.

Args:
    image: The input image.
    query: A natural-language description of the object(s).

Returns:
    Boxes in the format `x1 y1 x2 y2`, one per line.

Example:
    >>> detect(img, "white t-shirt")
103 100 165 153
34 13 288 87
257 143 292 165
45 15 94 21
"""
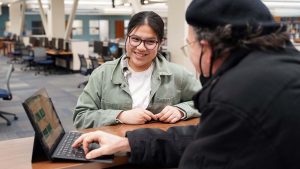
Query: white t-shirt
128 64 154 109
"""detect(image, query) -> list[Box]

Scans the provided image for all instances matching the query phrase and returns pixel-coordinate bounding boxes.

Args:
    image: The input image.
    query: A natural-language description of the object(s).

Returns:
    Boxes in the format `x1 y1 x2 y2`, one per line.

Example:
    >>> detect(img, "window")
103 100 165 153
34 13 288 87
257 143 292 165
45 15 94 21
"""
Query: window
275 16 300 43
162 17 167 46
72 20 83 35
32 21 45 35
5 21 11 33
89 20 99 35
124 19 129 35
99 20 109 41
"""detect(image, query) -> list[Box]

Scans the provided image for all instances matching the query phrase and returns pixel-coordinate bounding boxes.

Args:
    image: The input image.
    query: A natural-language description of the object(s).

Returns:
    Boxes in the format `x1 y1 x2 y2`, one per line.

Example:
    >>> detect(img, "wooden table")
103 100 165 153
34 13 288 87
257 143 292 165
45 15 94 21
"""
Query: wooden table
3 41 14 55
47 49 73 71
0 118 199 169
47 49 73 56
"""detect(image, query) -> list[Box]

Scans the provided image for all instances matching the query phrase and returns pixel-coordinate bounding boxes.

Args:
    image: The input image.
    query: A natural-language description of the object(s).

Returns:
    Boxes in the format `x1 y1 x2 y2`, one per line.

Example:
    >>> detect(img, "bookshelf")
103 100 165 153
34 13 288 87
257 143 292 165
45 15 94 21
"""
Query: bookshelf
276 16 300 43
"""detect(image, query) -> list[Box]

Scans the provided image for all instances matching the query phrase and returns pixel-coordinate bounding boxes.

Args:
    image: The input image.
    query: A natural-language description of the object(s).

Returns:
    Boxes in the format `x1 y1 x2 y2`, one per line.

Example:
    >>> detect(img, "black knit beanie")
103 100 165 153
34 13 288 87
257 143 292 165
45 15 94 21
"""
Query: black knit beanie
185 0 284 37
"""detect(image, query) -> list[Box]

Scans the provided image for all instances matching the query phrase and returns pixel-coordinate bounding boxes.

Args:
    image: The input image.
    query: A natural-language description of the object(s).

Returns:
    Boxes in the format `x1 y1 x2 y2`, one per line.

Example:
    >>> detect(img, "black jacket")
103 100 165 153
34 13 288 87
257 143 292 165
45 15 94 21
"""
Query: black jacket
127 46 300 169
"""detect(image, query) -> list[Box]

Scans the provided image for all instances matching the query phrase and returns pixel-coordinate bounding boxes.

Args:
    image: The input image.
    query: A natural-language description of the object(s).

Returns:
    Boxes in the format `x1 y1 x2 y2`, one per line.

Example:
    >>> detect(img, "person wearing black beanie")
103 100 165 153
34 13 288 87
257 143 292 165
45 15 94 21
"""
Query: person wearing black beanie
72 0 300 168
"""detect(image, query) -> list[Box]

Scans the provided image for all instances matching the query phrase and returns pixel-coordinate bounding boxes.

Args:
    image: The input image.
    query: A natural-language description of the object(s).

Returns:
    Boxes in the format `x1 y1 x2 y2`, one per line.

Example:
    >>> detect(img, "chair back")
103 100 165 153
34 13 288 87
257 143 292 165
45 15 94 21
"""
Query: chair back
2 64 14 100
21 46 33 56
33 47 47 61
78 54 92 75
89 56 100 70
14 42 25 52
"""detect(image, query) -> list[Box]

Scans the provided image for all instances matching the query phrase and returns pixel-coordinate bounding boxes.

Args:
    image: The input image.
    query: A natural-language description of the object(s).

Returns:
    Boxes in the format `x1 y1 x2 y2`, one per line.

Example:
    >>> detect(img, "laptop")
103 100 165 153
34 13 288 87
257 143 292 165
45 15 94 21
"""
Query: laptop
22 88 113 163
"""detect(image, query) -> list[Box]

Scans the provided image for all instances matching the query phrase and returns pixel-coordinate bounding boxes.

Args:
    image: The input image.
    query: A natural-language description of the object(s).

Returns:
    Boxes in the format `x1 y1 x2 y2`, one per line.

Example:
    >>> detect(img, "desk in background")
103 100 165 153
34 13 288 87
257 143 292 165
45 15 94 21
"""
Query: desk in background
47 49 73 71
0 118 199 169
3 41 14 56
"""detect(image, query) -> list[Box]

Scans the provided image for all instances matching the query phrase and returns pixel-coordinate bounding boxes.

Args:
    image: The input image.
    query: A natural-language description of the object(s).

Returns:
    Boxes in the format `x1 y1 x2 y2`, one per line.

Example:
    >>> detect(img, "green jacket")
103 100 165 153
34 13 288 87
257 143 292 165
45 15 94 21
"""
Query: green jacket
73 54 201 129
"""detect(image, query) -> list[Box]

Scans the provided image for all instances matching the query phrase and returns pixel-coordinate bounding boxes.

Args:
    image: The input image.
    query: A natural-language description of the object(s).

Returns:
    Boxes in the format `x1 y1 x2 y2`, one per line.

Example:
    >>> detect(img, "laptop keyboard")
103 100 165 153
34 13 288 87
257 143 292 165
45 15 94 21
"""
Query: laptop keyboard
55 132 85 159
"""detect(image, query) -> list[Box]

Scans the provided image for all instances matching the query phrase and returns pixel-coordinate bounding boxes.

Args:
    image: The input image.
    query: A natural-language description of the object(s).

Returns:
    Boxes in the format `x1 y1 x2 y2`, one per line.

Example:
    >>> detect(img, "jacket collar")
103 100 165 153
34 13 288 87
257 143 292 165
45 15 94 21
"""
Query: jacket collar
215 47 251 77
111 53 172 85
193 47 251 111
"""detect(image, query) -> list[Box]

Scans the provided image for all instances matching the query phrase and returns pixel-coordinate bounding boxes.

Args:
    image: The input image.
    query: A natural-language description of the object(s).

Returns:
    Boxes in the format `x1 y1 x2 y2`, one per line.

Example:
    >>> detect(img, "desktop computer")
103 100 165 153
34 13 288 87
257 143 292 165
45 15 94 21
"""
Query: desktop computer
58 38 64 51
29 37 37 46
65 41 70 51
50 38 56 50
44 38 49 48
93 41 103 55
108 42 119 58
39 37 45 47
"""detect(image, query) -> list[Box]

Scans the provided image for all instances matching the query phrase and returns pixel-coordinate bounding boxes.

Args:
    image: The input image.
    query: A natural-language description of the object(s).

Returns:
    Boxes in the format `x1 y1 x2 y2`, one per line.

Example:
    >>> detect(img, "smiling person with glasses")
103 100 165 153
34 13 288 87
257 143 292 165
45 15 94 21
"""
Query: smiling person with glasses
73 0 300 168
73 11 201 129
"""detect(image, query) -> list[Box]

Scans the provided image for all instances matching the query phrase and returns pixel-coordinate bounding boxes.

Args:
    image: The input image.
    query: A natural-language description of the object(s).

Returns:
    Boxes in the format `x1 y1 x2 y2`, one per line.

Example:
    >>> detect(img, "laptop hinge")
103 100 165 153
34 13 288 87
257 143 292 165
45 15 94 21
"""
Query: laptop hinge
31 133 49 162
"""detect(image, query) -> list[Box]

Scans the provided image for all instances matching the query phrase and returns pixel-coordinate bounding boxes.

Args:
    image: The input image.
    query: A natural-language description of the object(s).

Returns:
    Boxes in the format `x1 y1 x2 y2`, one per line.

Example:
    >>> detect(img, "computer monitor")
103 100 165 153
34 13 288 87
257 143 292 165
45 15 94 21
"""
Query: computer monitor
93 41 103 55
29 37 37 46
101 46 113 62
30 38 40 47
50 38 56 49
16 35 21 42
44 38 49 48
4 32 11 40
65 41 70 51
39 37 45 47
108 42 119 58
118 47 123 58
58 38 64 51
102 46 109 57
11 34 17 41
35 39 41 47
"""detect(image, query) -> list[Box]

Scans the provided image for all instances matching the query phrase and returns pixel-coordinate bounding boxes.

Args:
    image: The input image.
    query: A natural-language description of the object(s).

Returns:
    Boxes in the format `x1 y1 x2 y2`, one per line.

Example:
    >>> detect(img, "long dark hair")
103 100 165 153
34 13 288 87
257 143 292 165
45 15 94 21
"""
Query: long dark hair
127 11 164 43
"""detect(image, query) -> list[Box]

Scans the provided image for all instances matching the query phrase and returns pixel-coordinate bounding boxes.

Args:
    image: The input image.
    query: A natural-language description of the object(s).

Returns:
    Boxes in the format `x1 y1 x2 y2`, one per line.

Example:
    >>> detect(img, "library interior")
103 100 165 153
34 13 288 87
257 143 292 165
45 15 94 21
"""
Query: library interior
0 0 300 169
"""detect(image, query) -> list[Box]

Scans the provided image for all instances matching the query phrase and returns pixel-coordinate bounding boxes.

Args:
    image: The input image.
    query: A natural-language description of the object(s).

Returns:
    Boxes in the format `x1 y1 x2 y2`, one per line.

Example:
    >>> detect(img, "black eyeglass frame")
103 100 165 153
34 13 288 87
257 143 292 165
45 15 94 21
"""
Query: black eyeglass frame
127 35 159 50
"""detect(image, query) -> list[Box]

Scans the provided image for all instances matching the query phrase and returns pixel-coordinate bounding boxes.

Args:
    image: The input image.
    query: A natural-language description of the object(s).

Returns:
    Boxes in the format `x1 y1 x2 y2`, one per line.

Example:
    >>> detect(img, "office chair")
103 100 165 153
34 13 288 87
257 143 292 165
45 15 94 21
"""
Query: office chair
101 46 113 62
77 54 93 88
21 46 34 71
0 64 18 126
33 47 54 75
89 56 101 70
9 41 25 63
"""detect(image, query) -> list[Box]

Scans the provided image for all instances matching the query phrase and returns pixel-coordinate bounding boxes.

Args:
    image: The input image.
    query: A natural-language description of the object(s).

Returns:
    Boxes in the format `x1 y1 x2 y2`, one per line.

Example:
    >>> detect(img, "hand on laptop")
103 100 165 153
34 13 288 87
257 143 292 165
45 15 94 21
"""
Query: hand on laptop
72 131 131 159
116 108 157 124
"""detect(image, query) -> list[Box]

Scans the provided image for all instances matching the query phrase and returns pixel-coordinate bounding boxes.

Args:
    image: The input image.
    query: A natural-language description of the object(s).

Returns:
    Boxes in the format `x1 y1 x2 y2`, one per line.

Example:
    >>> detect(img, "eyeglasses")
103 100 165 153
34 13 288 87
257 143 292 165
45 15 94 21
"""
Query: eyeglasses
180 40 198 57
128 35 159 50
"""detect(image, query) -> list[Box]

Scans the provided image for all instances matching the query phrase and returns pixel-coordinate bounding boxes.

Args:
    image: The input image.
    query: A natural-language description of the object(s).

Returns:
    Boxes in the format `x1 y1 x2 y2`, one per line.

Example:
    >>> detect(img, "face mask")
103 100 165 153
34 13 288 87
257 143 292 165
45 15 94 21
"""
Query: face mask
199 74 210 86
198 44 210 86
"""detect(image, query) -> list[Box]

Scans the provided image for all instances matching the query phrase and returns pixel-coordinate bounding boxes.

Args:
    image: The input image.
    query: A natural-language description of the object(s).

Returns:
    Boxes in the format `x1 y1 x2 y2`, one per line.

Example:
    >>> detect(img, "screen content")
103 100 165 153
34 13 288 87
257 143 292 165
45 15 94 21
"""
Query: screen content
109 43 118 58
24 89 63 150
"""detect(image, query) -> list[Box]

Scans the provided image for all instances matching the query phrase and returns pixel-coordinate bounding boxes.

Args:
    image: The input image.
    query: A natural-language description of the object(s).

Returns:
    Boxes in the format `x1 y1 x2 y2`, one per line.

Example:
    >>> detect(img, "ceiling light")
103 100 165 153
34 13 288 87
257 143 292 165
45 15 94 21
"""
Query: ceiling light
149 0 167 2
124 2 131 7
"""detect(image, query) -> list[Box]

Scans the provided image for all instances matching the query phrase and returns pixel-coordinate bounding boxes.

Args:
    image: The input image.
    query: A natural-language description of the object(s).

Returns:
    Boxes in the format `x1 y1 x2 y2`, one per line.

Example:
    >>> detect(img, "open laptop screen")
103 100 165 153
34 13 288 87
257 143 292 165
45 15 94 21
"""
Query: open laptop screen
23 88 64 154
